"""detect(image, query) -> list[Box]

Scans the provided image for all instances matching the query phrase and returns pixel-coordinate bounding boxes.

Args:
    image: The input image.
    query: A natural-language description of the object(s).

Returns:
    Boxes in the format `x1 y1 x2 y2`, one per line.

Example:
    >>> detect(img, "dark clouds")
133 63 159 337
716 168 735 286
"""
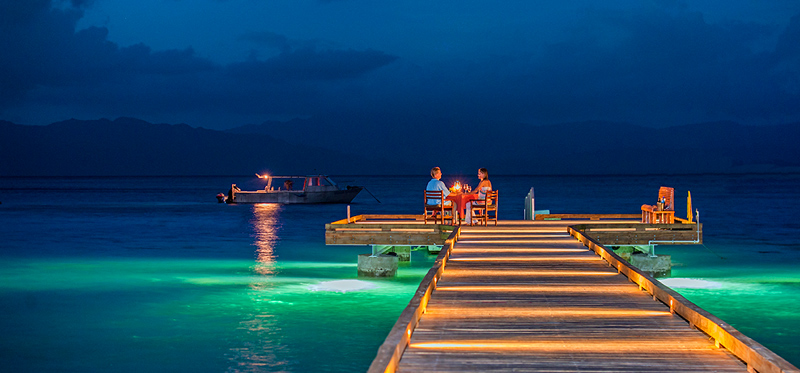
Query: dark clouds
227 48 398 82
0 0 400 125
1 0 799 128
1 1 213 102
385 4 800 127
517 8 800 125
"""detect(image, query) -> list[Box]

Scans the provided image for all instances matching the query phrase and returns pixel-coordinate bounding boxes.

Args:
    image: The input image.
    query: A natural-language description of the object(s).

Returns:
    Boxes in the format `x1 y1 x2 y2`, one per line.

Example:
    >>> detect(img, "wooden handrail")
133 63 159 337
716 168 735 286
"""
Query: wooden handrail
569 225 800 373
329 214 425 225
367 228 461 373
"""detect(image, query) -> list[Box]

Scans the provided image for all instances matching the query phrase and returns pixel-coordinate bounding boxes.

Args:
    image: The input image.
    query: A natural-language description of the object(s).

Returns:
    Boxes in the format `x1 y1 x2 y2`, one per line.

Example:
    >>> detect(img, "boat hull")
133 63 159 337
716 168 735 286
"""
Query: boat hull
230 186 362 204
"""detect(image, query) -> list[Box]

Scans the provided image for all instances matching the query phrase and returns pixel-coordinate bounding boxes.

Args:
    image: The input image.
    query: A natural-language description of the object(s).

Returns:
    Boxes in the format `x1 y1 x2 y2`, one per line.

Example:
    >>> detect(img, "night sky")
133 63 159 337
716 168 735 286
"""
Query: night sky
2 0 799 130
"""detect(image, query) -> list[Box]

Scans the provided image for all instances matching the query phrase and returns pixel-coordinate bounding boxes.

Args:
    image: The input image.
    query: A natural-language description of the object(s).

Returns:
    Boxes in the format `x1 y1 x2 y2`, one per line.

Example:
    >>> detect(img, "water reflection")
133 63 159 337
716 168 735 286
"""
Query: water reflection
251 203 281 276
227 203 289 372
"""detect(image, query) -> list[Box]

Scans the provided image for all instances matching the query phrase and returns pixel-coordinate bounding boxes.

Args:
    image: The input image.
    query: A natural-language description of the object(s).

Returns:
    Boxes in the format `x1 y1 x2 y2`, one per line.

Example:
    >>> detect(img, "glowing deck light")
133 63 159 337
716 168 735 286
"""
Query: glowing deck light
449 256 602 262
308 280 377 293
334 228 383 232
411 338 716 351
462 229 566 233
457 234 570 238
456 239 575 244
435 285 642 294
423 308 671 318
453 247 588 253
443 269 618 277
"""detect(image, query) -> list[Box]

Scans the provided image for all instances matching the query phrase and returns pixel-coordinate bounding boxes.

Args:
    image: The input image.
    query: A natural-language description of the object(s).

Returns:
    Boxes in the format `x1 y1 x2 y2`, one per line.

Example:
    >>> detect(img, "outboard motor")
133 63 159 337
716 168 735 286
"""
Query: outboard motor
216 193 226 203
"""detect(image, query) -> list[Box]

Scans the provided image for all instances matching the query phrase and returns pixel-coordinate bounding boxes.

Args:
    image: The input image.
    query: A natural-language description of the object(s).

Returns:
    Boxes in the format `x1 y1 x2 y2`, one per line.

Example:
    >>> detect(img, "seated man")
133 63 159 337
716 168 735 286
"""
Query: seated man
426 167 452 207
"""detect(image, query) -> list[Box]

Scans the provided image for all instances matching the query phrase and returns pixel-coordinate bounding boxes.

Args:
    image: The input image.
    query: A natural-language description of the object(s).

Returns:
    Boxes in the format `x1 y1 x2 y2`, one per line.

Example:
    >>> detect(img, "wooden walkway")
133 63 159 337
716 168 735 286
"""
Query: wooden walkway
396 221 746 372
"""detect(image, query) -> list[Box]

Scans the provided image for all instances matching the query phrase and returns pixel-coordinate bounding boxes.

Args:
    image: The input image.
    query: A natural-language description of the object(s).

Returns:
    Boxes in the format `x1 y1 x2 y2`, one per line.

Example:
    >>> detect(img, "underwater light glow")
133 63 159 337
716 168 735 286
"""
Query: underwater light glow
660 278 723 289
308 280 377 293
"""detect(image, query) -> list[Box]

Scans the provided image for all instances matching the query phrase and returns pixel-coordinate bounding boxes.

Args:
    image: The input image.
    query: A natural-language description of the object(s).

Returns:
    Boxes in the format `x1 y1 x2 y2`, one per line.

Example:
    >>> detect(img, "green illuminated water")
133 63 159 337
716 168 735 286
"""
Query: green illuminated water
1 257 434 372
660 242 800 362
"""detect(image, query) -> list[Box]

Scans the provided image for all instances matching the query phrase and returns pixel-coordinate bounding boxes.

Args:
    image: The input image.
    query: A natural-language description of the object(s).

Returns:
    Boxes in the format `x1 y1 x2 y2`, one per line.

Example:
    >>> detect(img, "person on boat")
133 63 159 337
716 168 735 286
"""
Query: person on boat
465 168 492 224
284 180 293 190
426 167 451 206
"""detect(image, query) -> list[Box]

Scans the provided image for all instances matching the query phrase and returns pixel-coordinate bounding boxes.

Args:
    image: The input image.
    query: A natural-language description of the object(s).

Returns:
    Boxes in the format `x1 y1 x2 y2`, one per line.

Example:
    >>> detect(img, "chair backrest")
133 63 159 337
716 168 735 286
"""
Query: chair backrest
424 190 444 206
658 186 675 211
485 190 498 208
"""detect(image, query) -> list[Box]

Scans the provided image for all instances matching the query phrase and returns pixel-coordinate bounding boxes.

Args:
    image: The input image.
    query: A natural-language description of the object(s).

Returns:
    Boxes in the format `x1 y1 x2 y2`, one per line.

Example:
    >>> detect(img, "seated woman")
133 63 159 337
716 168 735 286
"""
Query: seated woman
465 168 492 224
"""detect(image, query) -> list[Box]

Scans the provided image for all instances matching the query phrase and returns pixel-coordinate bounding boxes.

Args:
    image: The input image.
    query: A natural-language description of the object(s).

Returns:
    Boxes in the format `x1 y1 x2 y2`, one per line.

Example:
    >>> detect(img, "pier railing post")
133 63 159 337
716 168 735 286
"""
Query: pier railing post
523 187 535 220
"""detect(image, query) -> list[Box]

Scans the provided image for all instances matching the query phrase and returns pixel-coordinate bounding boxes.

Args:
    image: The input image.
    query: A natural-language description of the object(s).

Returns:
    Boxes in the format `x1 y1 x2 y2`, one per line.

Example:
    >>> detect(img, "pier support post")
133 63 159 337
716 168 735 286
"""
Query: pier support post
357 254 398 277
630 254 672 277
393 246 411 261
426 245 442 253
371 245 411 261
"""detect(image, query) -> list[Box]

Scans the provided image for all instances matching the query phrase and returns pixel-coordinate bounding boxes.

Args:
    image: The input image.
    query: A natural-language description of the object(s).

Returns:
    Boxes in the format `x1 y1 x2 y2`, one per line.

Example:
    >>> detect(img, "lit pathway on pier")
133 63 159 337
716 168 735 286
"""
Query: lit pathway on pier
396 221 747 372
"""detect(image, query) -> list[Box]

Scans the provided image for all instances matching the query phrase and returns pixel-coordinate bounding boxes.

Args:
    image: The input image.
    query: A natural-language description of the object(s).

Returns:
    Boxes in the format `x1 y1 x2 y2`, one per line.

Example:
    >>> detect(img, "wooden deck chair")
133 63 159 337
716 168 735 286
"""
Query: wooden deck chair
470 190 498 226
424 190 454 224
641 186 675 223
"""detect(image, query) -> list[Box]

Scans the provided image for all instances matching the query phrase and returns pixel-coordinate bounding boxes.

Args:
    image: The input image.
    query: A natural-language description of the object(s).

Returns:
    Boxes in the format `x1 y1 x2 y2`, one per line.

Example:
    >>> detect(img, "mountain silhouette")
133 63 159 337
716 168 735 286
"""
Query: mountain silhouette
230 117 800 175
0 117 409 176
2 117 798 176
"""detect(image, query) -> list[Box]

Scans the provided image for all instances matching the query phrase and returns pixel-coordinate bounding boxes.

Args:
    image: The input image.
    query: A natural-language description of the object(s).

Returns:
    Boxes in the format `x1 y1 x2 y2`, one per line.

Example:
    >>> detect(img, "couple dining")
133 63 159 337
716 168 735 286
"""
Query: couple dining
426 166 492 224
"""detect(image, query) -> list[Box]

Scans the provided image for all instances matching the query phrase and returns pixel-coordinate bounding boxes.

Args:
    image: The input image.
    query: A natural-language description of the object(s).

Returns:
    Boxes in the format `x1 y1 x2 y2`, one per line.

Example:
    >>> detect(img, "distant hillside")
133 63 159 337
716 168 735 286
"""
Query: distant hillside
2 117 798 176
230 118 800 175
0 117 409 176
493 120 800 174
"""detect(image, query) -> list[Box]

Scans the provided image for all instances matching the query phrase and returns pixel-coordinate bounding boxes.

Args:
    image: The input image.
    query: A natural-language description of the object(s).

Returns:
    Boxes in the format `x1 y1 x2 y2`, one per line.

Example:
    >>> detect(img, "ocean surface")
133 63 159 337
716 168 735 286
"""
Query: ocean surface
1 174 799 372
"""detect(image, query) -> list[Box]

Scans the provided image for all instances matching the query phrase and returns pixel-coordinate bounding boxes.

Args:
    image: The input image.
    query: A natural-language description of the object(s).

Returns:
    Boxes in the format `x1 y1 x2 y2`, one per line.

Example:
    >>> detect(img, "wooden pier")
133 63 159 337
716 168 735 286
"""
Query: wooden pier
326 216 798 373
326 214 453 246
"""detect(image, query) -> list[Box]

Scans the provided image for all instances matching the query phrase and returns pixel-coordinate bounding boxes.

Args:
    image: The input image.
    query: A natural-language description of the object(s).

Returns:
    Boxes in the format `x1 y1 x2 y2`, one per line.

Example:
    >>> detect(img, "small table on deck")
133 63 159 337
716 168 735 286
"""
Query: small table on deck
446 193 479 224
641 205 675 223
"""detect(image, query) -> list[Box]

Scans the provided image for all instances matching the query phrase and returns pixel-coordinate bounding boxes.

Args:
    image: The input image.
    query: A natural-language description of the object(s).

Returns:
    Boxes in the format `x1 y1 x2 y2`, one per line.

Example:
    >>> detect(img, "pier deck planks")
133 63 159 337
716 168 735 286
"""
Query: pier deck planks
396 222 747 372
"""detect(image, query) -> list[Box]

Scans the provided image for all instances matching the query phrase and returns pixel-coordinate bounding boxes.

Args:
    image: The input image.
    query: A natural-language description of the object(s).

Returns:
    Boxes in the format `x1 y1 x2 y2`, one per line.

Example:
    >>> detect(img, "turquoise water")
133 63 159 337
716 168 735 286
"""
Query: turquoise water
1 256 432 372
1 174 799 371
661 243 800 362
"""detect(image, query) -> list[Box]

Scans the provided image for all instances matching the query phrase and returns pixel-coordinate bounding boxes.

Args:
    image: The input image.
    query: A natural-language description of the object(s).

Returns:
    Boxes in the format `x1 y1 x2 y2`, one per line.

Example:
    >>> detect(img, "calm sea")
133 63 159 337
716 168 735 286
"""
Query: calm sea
1 174 798 372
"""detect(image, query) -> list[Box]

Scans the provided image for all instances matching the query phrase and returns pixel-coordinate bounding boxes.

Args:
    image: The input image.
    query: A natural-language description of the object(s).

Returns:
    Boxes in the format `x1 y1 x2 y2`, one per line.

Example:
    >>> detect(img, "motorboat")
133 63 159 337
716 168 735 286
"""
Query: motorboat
226 174 363 204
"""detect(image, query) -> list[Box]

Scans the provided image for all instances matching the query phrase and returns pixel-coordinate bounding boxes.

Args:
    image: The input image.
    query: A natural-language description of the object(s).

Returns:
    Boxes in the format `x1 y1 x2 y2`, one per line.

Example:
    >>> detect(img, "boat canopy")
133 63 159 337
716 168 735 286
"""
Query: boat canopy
255 174 338 190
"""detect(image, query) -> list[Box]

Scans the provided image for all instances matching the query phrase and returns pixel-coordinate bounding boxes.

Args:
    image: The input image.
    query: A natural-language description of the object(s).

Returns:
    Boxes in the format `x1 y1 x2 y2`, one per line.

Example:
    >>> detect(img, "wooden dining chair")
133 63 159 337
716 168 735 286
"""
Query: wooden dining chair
470 190 498 226
424 190 454 224
484 190 498 226
641 186 675 223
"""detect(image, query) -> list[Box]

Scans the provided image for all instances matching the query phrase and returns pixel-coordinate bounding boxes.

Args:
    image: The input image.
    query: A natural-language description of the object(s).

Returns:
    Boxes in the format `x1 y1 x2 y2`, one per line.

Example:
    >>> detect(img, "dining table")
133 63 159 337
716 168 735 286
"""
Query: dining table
446 192 479 224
